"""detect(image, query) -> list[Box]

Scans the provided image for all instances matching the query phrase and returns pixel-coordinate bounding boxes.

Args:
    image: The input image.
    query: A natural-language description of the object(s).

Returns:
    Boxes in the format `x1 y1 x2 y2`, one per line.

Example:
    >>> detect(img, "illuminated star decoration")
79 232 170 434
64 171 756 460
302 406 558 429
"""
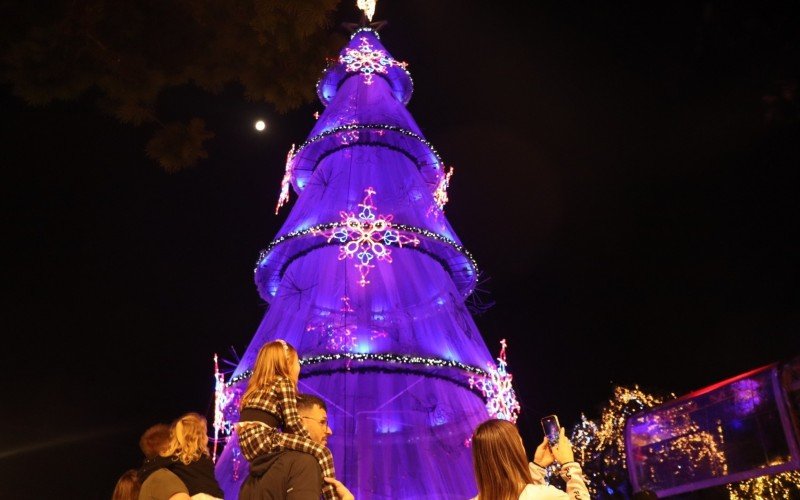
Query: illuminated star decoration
469 339 521 423
275 144 296 214
316 187 420 287
339 37 408 85
357 0 376 21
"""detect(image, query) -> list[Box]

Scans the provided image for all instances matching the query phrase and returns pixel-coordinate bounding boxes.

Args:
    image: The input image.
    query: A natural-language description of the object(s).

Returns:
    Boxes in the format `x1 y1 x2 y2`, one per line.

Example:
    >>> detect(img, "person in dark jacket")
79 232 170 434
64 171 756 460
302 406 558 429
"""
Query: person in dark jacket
139 412 223 499
240 393 354 500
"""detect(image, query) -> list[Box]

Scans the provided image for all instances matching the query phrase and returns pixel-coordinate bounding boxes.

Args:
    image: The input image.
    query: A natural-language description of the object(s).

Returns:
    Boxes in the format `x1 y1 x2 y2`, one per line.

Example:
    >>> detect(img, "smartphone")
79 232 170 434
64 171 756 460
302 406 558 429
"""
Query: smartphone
541 414 560 447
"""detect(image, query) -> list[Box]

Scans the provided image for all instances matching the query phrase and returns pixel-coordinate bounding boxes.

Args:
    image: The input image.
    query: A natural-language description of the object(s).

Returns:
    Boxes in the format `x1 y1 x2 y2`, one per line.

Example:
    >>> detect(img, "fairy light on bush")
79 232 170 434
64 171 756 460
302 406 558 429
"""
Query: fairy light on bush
728 470 800 499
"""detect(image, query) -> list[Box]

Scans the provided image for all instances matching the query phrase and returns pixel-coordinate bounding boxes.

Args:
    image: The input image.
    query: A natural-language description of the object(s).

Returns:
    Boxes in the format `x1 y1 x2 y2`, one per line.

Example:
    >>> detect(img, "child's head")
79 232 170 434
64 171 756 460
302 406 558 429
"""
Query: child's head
160 412 210 465
139 423 170 458
242 340 300 406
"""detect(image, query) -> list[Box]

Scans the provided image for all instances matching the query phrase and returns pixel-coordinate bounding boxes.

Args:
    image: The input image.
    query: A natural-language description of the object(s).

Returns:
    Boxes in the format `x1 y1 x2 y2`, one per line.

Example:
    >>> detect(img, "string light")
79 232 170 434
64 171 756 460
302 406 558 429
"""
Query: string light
255 221 479 294
227 352 488 387
275 144 295 214
314 187 420 286
570 386 668 497
339 36 408 85
293 123 443 173
469 339 521 423
351 27 380 40
727 470 800 499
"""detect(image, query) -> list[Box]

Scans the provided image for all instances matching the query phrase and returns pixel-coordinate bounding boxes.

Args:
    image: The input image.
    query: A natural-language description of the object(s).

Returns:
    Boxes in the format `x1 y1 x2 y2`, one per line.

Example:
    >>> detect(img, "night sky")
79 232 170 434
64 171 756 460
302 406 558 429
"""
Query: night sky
2 2 799 498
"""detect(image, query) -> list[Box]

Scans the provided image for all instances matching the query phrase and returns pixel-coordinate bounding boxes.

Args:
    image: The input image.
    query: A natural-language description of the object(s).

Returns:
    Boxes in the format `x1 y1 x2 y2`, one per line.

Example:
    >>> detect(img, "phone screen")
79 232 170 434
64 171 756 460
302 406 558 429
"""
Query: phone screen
541 414 560 446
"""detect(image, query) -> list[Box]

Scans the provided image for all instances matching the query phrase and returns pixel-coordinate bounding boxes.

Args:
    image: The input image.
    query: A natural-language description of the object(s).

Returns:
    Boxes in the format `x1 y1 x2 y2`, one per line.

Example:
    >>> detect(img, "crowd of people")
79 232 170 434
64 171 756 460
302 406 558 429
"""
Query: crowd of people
113 339 599 500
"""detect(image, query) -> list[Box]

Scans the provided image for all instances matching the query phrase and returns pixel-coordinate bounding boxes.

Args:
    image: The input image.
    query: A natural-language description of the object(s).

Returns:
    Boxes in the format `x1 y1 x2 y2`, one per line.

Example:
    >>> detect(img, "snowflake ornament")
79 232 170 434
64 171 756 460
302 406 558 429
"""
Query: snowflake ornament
316 187 419 287
470 339 521 423
340 37 408 85
212 354 234 462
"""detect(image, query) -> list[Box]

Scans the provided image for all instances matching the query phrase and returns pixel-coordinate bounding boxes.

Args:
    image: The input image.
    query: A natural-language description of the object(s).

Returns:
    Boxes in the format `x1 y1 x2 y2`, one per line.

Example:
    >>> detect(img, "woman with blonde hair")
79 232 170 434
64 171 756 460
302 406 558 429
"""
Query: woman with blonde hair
471 419 590 500
139 413 223 499
237 339 337 500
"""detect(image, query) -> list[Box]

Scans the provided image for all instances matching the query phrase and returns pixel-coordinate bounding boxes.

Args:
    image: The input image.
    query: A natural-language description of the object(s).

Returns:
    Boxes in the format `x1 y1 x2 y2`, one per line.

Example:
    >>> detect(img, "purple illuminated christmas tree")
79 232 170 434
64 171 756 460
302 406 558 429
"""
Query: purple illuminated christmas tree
214 21 518 499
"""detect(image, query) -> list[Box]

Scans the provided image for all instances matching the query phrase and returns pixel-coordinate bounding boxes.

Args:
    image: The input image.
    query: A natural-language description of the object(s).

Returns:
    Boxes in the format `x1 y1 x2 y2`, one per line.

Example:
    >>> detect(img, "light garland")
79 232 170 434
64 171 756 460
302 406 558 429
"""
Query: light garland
339 36 408 85
351 27 380 40
255 221 479 290
469 339 521 423
227 352 488 387
597 386 666 454
275 144 296 214
293 123 442 172
314 187 420 286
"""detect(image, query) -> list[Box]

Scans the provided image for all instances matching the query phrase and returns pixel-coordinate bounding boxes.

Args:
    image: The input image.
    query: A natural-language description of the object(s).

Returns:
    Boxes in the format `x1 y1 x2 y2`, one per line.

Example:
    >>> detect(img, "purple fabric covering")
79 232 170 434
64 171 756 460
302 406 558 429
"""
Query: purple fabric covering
216 28 493 499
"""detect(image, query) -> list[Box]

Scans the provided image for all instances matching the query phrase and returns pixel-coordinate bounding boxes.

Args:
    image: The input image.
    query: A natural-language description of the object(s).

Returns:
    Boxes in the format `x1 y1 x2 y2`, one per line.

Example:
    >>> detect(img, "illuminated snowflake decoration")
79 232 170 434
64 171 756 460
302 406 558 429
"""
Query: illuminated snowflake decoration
275 144 296 214
470 339 521 423
340 37 408 85
316 187 420 287
212 354 234 462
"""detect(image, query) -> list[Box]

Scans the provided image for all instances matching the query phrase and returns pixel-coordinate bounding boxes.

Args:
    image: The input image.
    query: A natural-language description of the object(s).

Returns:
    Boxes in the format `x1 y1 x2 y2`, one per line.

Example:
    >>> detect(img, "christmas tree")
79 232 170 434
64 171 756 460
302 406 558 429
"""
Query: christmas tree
214 18 513 499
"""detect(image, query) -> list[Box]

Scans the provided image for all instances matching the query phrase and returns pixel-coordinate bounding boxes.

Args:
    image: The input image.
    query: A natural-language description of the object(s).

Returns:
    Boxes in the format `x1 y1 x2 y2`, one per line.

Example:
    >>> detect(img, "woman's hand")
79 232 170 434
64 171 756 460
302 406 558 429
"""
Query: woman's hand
550 427 575 464
325 477 355 500
533 436 554 468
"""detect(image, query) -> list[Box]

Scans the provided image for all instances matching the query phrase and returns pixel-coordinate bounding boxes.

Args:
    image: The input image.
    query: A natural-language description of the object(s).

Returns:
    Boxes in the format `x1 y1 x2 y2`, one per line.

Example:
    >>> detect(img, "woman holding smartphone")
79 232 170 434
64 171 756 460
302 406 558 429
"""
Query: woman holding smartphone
470 419 590 500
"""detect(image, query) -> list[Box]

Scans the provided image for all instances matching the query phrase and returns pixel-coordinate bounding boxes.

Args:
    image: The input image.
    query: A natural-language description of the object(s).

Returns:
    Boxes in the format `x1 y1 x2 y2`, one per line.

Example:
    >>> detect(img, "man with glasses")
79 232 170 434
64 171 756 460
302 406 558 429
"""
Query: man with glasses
240 393 354 499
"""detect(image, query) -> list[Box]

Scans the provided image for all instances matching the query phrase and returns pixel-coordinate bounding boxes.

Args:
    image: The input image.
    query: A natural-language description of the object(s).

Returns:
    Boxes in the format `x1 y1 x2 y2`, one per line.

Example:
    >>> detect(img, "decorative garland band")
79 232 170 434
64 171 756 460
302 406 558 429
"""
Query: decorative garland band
227 352 488 387
256 222 479 278
292 124 442 171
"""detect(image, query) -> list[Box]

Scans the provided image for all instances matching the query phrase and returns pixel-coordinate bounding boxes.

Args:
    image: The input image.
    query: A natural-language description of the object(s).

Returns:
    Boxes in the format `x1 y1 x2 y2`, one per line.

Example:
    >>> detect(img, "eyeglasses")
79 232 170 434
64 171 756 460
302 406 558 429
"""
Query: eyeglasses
301 416 330 429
